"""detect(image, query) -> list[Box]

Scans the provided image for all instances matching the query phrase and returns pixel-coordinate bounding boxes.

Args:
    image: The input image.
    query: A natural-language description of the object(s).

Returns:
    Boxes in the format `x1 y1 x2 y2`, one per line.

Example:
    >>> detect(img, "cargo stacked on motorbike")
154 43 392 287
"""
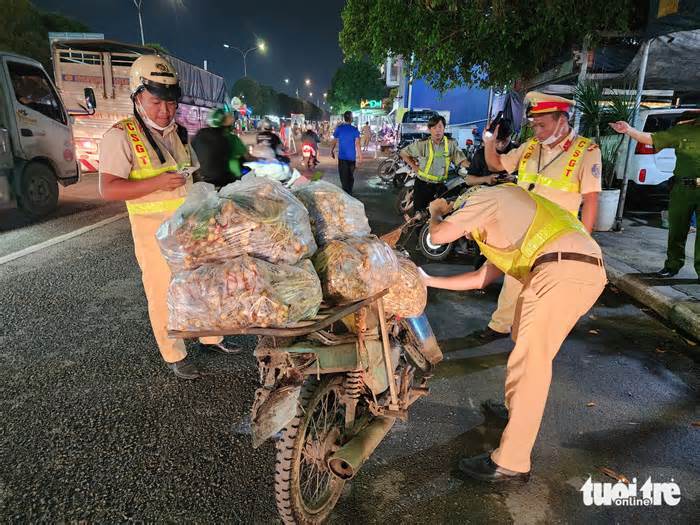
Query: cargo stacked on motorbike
158 178 322 330
384 254 427 318
313 235 400 304
158 177 317 270
168 257 322 331
293 181 371 245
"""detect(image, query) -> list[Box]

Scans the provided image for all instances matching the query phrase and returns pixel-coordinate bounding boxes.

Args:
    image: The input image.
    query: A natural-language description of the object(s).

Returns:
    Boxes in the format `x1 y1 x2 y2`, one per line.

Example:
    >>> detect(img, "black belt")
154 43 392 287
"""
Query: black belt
531 252 603 271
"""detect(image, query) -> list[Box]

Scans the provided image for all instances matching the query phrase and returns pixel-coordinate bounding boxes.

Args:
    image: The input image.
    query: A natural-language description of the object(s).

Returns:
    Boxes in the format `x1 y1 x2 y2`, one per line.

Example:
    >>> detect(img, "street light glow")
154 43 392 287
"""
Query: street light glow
258 41 266 52
323 92 327 98
305 79 311 86
284 78 290 84
223 43 230 48
309 92 313 97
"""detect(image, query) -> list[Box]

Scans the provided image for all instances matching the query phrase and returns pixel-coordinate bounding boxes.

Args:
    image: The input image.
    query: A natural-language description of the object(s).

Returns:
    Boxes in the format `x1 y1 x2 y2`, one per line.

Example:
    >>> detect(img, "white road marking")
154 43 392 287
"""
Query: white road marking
0 212 128 266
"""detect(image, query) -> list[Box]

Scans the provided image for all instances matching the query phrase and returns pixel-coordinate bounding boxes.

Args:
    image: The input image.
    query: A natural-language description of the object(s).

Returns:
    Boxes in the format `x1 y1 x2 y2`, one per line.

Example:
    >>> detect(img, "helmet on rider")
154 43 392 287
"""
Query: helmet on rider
129 54 181 101
209 106 234 128
258 118 273 131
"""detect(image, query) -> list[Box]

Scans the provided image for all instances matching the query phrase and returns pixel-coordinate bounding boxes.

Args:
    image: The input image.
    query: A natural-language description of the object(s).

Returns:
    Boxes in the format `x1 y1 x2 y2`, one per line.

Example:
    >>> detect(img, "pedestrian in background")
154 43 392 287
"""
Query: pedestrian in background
330 111 362 195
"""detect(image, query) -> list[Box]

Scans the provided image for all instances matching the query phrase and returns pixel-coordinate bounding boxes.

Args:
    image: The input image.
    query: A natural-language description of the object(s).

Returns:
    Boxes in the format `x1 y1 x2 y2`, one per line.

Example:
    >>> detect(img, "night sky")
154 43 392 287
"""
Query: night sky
33 0 347 103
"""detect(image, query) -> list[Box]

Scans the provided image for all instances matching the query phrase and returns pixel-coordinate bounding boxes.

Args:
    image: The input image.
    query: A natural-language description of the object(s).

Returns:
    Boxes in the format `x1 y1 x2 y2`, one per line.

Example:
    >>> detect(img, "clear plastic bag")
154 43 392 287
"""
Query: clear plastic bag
384 255 427 318
313 235 399 304
293 181 371 245
168 256 322 331
157 179 317 270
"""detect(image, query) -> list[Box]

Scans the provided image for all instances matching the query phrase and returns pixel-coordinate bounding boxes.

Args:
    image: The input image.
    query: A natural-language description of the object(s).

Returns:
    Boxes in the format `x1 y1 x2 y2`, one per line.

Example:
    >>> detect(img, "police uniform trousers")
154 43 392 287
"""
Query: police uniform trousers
129 211 222 364
491 236 606 473
665 182 700 275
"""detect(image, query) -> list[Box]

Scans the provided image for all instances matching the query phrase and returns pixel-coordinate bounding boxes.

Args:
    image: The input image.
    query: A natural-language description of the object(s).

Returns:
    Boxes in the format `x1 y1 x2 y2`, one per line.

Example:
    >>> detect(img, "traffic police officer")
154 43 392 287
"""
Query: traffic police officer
479 92 602 342
421 184 606 482
99 54 238 380
400 115 470 211
611 112 700 280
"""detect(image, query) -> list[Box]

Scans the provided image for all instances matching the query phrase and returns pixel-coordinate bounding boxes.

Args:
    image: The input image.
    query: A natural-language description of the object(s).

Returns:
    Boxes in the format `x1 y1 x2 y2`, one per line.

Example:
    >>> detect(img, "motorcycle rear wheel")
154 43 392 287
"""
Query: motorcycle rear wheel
274 376 347 524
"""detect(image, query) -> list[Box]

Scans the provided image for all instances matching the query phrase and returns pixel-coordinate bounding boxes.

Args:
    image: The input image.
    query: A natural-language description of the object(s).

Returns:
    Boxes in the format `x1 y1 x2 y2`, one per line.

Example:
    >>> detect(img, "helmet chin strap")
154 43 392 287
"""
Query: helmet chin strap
135 99 175 132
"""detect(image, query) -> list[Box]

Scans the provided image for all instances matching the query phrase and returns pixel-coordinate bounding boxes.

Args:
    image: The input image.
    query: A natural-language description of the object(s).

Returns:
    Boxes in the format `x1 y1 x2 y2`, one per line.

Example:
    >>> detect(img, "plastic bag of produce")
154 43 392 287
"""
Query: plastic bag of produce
384 255 427 318
157 179 316 270
313 236 399 304
168 256 322 331
293 181 370 245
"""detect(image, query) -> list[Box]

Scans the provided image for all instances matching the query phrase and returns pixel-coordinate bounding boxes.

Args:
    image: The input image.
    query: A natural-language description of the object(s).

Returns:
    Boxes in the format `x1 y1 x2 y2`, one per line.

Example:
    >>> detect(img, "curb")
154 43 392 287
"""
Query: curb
604 256 700 341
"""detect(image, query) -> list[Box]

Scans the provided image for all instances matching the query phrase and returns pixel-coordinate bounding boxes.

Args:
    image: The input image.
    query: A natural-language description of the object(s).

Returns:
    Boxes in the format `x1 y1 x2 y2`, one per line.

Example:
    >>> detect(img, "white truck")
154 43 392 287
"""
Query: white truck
50 39 227 174
0 51 89 218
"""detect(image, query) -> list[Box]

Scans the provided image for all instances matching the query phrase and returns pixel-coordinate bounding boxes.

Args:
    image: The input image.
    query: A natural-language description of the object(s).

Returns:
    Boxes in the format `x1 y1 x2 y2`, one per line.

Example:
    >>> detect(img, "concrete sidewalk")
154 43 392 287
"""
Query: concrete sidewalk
595 213 700 341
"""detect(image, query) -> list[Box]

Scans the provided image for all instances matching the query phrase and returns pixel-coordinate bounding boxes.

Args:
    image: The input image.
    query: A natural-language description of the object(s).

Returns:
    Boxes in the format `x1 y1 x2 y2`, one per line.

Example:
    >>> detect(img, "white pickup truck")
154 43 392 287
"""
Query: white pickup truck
0 51 94 218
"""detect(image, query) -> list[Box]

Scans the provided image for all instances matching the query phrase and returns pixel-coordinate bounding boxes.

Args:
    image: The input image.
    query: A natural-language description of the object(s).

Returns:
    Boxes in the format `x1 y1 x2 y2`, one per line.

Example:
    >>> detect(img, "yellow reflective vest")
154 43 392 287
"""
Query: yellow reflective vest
471 186 589 281
417 137 450 183
518 136 591 195
121 117 190 215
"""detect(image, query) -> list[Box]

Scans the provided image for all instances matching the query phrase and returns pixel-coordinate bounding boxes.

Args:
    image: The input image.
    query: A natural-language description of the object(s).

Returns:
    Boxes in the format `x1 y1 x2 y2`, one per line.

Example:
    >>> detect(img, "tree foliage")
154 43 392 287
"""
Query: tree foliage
326 59 388 113
340 0 637 90
231 77 323 120
0 0 90 71
145 42 170 55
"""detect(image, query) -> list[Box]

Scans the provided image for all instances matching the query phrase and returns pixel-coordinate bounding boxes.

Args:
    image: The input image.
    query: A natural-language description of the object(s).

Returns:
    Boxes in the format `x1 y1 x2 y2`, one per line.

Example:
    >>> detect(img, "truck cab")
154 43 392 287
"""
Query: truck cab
0 52 79 218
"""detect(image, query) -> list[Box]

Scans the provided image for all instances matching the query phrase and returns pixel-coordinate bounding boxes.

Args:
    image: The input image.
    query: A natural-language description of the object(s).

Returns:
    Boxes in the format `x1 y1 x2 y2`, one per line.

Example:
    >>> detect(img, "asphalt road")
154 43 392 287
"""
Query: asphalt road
1 155 698 523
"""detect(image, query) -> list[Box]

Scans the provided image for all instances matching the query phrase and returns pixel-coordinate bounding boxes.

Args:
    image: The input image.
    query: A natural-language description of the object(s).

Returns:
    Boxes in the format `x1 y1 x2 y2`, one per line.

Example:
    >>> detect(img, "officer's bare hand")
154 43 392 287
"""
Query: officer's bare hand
157 171 187 191
429 198 451 217
417 267 433 287
609 121 630 134
482 124 498 145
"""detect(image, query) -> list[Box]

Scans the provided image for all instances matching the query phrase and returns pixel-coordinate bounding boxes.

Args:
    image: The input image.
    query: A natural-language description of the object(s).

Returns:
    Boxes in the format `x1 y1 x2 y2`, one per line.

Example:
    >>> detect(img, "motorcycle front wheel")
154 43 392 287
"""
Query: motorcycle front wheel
418 222 453 261
377 158 396 182
274 376 347 524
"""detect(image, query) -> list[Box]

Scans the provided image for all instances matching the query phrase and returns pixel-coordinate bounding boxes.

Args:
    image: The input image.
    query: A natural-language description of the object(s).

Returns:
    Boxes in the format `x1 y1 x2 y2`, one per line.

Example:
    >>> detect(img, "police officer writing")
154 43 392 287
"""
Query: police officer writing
421 184 606 483
611 112 700 281
399 115 470 211
479 92 602 343
99 55 238 380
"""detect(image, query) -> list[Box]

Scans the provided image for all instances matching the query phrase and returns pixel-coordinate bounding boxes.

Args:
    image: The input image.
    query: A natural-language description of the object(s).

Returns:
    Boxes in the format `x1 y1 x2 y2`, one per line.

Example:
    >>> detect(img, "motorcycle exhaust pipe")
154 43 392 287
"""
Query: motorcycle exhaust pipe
404 314 443 365
327 416 395 480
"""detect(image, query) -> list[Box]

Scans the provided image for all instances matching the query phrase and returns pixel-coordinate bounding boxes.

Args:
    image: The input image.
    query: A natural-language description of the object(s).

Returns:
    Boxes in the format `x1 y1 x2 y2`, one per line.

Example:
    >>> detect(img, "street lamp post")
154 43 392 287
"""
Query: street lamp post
223 41 266 78
133 0 145 45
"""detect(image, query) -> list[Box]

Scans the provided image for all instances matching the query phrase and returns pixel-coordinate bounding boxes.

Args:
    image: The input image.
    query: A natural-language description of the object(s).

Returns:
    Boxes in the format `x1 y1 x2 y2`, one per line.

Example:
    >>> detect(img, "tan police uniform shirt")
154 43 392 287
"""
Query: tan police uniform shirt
499 130 602 214
444 185 601 260
403 138 467 179
98 118 198 198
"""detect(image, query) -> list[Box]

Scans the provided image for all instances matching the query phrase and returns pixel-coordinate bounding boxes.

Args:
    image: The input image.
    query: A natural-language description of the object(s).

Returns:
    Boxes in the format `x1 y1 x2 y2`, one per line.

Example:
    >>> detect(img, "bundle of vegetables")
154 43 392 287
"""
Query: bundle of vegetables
157 178 316 270
293 181 371 245
313 236 399 304
168 257 322 331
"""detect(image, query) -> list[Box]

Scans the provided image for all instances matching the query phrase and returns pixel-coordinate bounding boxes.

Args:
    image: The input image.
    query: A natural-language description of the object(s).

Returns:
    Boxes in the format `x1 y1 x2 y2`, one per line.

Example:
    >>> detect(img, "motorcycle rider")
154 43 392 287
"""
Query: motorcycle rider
192 106 250 188
400 115 470 211
302 123 321 167
256 118 288 162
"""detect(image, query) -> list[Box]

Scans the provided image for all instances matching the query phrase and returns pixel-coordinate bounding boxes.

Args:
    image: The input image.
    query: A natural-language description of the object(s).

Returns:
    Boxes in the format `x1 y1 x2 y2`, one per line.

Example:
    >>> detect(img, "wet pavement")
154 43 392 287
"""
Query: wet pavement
0 156 698 523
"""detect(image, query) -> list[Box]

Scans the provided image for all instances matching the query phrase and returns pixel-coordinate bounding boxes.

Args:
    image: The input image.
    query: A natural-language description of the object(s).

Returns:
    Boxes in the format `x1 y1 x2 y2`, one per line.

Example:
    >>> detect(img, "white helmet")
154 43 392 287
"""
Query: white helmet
129 54 181 101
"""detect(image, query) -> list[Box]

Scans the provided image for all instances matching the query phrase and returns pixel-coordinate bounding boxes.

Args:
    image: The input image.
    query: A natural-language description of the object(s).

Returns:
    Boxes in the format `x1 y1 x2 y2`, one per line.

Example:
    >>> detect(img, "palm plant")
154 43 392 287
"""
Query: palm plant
574 80 637 188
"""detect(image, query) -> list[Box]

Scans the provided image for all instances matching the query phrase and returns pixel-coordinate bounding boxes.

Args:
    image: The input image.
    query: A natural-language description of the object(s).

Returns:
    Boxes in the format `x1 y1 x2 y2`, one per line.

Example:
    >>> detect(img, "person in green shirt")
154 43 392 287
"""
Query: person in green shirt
192 107 250 187
611 112 700 280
